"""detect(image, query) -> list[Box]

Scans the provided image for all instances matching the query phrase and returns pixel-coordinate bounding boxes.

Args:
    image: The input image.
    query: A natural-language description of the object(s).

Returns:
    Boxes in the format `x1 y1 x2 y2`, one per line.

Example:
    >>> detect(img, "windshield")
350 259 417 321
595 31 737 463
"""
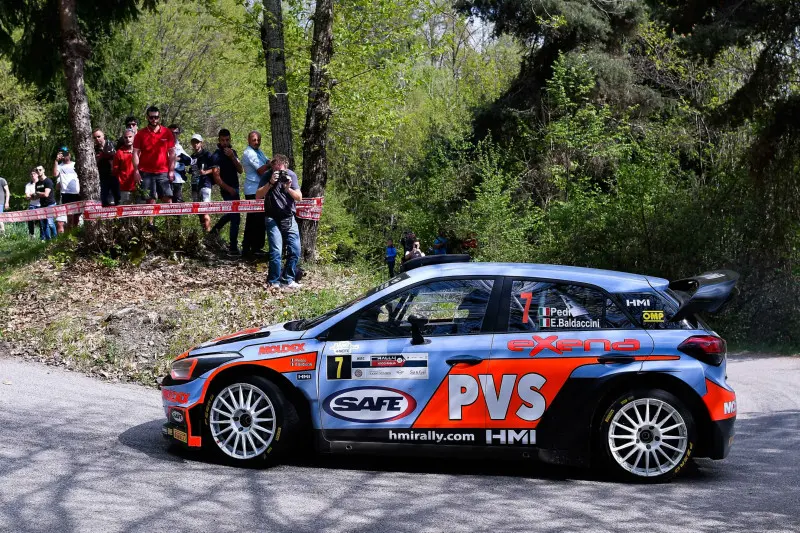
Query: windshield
293 273 410 330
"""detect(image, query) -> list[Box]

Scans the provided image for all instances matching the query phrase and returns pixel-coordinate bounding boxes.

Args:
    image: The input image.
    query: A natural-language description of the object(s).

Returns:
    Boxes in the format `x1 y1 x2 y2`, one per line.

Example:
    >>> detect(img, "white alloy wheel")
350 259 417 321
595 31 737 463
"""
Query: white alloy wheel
209 383 277 460
607 397 689 478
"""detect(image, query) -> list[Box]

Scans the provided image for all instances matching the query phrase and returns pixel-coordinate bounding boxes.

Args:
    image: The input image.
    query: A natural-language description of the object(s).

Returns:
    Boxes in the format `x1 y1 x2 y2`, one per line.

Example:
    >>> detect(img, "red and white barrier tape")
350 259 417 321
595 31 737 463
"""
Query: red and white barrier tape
0 198 323 223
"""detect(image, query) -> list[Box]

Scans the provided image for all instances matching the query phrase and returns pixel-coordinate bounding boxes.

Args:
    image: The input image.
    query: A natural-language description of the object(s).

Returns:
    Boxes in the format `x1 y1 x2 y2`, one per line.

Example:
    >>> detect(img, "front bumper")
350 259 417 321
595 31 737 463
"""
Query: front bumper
706 417 736 459
162 405 203 448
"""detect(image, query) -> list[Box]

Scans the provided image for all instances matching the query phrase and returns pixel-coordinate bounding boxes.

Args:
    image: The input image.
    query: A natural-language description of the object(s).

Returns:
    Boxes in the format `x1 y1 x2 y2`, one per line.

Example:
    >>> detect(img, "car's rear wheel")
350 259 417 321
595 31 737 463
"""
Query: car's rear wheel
203 375 296 466
599 389 696 482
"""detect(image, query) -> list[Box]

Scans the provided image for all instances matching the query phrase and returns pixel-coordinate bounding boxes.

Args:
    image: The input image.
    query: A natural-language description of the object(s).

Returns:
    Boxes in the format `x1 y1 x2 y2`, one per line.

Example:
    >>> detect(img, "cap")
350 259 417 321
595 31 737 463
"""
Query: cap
59 146 69 153
190 134 203 142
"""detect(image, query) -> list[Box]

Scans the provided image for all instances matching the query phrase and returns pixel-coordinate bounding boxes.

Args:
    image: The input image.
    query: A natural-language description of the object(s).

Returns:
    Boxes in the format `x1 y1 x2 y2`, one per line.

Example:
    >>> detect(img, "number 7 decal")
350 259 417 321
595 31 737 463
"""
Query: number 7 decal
520 292 533 324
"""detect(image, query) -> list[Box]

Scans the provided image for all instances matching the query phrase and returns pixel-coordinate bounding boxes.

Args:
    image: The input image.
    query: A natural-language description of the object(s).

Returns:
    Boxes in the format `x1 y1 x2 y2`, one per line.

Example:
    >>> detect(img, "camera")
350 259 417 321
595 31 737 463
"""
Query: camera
277 170 290 183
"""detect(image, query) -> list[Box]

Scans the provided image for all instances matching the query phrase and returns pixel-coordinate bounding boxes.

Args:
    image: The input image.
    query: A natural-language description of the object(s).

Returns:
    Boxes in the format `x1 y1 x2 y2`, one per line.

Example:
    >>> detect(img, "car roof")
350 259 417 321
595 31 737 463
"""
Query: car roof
405 262 669 292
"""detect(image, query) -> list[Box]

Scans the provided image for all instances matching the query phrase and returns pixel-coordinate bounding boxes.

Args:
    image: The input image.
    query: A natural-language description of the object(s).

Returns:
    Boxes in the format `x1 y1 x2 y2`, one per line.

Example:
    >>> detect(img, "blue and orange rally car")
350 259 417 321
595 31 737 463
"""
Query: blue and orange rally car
161 256 738 482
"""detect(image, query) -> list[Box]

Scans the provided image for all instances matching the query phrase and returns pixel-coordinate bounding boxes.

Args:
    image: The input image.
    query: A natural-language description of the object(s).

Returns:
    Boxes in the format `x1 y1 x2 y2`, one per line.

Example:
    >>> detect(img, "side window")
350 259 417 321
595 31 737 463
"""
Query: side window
353 279 494 339
616 291 691 330
509 280 633 332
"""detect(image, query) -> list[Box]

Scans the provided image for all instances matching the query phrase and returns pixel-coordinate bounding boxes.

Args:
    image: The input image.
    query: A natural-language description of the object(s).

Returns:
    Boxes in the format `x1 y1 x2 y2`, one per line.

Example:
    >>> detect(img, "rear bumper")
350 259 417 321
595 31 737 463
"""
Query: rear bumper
705 417 735 459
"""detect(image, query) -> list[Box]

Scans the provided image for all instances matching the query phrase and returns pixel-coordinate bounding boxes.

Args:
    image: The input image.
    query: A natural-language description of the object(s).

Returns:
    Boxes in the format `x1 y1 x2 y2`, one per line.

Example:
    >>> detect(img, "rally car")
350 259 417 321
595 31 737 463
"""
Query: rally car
161 255 738 482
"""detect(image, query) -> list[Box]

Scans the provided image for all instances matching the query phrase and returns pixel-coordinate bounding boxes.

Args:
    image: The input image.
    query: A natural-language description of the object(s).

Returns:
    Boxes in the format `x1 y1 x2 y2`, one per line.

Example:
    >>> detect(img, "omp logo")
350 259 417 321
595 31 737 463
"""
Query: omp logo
507 335 641 357
724 400 737 415
259 342 305 355
626 298 651 307
323 387 417 423
449 373 547 421
486 429 537 445
642 310 665 323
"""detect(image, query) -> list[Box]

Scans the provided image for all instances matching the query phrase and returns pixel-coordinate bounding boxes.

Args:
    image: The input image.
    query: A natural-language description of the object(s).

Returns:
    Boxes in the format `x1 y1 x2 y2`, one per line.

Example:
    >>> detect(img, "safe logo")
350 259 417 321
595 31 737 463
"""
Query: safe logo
507 335 641 357
323 387 417 423
449 373 547 422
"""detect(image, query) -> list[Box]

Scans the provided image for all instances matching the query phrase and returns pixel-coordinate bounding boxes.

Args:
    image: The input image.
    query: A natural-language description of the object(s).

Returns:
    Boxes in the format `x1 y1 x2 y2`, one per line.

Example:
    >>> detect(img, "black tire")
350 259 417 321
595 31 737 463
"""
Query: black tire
202 375 299 467
598 389 696 483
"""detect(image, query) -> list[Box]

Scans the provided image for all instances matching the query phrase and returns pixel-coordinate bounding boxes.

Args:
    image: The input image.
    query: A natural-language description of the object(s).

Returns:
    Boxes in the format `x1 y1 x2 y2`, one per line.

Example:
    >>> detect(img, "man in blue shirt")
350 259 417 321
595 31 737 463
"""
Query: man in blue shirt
385 239 398 277
433 229 448 255
209 128 244 257
241 131 270 257
256 154 303 289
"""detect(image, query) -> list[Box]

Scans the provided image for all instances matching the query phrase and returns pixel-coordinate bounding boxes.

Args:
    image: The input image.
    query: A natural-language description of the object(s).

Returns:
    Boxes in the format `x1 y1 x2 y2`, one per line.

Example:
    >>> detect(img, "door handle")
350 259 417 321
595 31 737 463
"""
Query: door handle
597 355 636 364
446 355 484 366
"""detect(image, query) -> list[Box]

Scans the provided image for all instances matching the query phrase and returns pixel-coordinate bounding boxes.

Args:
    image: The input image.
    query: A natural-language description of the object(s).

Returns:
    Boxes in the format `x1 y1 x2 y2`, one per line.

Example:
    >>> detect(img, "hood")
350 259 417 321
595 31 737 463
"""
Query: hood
189 322 302 356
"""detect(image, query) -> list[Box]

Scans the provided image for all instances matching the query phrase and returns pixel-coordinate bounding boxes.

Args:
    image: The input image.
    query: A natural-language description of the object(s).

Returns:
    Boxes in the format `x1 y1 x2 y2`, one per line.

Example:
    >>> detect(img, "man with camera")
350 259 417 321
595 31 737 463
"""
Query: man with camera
256 154 302 289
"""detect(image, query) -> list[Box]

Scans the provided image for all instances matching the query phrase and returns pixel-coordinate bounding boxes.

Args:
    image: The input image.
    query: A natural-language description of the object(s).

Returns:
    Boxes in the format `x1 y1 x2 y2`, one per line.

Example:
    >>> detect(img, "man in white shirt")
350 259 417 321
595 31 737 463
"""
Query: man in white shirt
25 168 41 238
53 146 81 230
241 131 270 257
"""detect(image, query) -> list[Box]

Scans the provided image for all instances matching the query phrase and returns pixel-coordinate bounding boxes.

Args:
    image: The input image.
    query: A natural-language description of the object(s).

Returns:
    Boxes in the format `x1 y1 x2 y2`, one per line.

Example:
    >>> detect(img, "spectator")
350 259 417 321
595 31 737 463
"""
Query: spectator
133 106 176 227
93 129 119 206
209 128 243 257
113 129 137 204
168 124 191 203
0 175 8 234
404 239 425 261
25 168 40 238
35 168 56 240
256 154 302 289
52 146 80 230
116 116 138 149
189 134 215 232
241 130 270 257
433 229 448 255
385 238 398 277
400 231 416 255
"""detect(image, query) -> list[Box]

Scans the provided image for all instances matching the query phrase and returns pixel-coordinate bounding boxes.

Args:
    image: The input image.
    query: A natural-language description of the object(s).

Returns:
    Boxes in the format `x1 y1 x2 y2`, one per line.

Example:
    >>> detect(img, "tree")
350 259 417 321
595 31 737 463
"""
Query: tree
261 0 295 166
0 0 152 204
299 0 335 261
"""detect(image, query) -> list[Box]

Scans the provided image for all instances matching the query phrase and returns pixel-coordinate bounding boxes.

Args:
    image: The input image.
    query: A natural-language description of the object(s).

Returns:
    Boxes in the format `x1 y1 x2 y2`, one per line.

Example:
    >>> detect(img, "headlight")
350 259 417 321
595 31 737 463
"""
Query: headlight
171 358 198 381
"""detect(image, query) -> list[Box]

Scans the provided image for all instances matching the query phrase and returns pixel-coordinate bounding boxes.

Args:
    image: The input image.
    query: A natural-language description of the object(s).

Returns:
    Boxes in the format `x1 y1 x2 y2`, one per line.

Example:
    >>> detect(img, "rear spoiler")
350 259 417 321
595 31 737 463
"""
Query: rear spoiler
668 270 739 322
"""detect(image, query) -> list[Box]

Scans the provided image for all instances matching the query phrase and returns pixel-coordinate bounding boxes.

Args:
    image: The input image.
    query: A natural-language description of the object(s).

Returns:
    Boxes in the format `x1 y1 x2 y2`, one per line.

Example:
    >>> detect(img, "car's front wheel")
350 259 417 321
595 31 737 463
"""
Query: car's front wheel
203 375 296 466
599 389 696 482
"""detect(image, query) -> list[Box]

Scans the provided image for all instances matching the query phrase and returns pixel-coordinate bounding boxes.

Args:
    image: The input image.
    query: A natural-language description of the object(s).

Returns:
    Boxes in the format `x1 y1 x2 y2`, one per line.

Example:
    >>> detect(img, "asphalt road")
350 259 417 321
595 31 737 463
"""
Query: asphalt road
1 354 799 533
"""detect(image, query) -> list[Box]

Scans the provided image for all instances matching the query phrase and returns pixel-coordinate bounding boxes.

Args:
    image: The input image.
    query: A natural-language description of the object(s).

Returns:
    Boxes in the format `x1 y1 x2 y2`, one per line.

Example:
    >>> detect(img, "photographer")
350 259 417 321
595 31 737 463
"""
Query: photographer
53 146 81 230
256 154 302 289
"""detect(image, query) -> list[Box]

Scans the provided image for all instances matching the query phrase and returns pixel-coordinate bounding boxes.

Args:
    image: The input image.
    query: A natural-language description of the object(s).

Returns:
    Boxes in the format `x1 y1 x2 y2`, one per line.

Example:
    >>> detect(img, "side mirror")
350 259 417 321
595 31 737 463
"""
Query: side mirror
408 315 429 346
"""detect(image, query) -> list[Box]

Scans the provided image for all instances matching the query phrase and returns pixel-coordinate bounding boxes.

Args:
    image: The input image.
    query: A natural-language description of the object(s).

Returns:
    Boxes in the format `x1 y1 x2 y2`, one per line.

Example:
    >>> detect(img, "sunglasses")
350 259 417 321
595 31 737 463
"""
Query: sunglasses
36 167 44 172
126 122 137 127
147 115 160 120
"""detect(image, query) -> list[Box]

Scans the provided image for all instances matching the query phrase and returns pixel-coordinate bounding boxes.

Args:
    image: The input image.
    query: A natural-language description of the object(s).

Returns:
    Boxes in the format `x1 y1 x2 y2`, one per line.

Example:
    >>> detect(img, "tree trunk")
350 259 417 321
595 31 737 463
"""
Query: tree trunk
260 0 294 168
299 0 334 262
58 0 99 202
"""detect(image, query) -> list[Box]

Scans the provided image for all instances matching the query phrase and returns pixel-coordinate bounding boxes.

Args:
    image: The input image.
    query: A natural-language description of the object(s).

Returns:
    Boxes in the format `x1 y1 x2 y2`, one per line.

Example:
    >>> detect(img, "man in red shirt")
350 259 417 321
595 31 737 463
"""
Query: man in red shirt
113 129 136 203
132 106 176 206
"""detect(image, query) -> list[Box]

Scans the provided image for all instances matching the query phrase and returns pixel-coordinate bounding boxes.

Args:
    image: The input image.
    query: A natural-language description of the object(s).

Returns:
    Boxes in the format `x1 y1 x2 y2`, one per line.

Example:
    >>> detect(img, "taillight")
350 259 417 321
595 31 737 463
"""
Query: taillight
678 335 726 366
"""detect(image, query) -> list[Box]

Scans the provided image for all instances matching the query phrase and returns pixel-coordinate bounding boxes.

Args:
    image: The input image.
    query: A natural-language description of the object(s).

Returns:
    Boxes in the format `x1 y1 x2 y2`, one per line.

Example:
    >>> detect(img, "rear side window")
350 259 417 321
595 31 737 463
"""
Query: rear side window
509 280 633 332
616 291 691 330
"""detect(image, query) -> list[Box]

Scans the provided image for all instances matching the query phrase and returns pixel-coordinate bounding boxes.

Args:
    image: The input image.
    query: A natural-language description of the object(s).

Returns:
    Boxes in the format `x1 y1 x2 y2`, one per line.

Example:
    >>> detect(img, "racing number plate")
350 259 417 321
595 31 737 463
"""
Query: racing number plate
327 354 352 380
173 429 188 443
